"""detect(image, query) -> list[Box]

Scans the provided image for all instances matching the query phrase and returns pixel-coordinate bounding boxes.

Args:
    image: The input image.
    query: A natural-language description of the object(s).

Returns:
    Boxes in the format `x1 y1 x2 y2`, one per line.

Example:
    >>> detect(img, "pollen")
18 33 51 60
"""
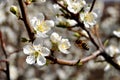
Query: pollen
61 44 67 49
84 13 94 22
34 51 40 59
37 21 46 32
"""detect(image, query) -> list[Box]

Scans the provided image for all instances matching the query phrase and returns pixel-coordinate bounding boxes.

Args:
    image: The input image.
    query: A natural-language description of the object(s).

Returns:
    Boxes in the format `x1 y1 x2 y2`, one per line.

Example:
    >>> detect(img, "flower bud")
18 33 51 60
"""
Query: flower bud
10 5 19 17
74 32 80 38
25 0 36 5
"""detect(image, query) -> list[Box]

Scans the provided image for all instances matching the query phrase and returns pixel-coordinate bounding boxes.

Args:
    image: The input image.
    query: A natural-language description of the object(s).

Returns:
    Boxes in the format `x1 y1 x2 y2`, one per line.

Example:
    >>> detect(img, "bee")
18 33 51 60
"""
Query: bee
75 39 89 50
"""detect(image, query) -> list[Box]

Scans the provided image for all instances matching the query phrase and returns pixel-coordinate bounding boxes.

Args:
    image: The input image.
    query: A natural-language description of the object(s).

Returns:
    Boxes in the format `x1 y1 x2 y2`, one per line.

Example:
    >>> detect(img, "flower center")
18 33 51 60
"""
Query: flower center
61 43 68 49
117 61 120 66
84 13 94 22
34 51 40 59
72 3 79 11
37 21 46 32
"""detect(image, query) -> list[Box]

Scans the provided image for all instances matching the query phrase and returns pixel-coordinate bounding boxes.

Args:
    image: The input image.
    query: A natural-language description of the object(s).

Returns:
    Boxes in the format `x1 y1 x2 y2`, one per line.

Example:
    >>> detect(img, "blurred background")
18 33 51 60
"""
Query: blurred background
0 0 120 80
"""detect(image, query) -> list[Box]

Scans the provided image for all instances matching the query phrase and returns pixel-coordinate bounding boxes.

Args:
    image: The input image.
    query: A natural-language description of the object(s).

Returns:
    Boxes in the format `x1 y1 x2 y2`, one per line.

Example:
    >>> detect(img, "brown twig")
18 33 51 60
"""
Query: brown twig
18 0 35 42
0 59 8 63
53 0 120 70
8 48 22 57
46 50 100 66
0 31 10 80
0 68 6 72
18 0 120 70
89 0 96 12
94 25 104 49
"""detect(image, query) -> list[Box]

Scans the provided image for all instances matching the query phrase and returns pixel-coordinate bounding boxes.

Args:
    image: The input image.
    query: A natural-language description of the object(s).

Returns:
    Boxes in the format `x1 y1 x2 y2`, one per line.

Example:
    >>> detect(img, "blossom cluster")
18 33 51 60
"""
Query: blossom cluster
53 0 97 28
23 13 71 66
22 0 98 66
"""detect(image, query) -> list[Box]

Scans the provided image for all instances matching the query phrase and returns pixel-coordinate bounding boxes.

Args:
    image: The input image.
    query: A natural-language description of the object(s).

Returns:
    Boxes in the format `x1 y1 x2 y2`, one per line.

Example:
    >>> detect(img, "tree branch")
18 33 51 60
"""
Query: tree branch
46 50 100 66
17 0 120 70
54 0 120 70
89 0 96 12
18 0 35 42
0 31 10 80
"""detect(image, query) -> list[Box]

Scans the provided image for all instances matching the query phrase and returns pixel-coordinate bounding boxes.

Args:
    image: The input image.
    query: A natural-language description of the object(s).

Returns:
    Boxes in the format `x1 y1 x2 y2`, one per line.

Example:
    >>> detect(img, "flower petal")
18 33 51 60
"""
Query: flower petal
50 32 61 43
92 12 98 18
37 13 45 21
80 13 85 21
58 39 71 54
41 47 50 56
45 20 54 27
113 31 120 38
37 55 46 66
30 17 38 28
33 37 44 47
23 44 35 55
84 22 90 28
58 47 70 54
26 55 35 64
35 32 48 38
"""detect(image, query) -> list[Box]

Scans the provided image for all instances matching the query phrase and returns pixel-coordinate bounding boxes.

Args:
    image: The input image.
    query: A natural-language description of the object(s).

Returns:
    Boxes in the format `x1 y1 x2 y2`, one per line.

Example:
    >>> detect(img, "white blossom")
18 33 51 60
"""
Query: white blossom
81 30 89 37
0 10 6 24
23 39 50 66
10 65 18 80
39 0 46 3
50 32 62 43
58 39 71 54
105 45 120 57
66 0 86 14
104 64 111 71
116 56 120 66
30 13 54 38
50 32 71 54
55 16 77 27
113 30 120 38
80 10 97 28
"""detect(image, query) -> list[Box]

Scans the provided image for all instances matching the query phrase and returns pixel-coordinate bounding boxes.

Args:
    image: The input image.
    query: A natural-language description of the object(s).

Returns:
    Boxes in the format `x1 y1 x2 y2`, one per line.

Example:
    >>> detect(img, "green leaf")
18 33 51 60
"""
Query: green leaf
21 37 29 42
77 61 83 66
104 39 109 47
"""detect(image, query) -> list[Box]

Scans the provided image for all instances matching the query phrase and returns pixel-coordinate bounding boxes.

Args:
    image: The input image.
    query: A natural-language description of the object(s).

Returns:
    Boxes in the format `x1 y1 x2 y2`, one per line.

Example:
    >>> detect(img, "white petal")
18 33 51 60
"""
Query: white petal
30 17 38 28
41 47 50 56
58 39 71 54
104 64 110 71
84 22 90 28
45 20 54 27
88 21 95 26
37 55 46 66
23 44 34 55
33 37 44 46
50 32 61 43
67 19 77 26
58 47 70 54
40 0 46 2
35 32 48 38
81 0 86 5
67 7 76 14
66 0 72 7
37 13 45 21
92 12 98 18
80 13 85 21
33 44 42 51
26 55 35 64
53 4 61 10
84 6 90 12
113 31 120 38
